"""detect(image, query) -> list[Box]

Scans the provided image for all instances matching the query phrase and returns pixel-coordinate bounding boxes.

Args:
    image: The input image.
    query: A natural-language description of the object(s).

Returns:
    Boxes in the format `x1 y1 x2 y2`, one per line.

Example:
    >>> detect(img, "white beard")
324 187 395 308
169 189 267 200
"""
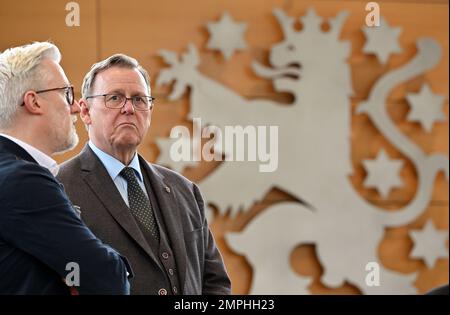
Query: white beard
53 121 79 155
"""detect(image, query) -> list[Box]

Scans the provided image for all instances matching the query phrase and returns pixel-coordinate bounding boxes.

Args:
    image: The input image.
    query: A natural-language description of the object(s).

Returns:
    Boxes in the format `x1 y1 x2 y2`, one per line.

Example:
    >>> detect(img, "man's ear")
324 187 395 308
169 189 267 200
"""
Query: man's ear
79 99 92 125
22 91 44 115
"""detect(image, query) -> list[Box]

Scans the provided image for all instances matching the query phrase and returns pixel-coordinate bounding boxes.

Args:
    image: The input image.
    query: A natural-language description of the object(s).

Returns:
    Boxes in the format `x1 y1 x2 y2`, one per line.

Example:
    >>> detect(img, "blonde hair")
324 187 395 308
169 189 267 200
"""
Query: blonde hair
0 41 61 129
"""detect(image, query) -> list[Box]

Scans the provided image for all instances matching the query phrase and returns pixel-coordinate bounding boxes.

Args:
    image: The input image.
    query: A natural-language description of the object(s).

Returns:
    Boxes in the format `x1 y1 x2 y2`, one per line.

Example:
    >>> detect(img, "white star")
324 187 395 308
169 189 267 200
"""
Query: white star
362 150 404 198
206 12 247 60
410 220 448 269
155 137 198 173
406 84 446 132
362 16 402 64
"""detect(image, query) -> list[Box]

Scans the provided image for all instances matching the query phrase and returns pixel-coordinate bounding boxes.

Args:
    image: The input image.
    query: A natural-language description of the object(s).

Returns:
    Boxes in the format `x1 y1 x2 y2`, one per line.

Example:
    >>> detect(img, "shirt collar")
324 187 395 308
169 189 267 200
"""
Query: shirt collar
0 133 60 176
88 141 143 182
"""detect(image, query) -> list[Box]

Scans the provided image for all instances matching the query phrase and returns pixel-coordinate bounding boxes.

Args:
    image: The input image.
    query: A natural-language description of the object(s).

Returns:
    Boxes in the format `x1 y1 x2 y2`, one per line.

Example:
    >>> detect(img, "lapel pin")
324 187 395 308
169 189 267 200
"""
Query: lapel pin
165 186 171 193
73 205 82 217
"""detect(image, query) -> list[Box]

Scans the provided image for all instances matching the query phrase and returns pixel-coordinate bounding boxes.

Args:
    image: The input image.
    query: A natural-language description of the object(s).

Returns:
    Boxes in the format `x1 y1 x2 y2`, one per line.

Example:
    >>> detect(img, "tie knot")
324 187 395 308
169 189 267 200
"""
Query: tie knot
120 167 137 182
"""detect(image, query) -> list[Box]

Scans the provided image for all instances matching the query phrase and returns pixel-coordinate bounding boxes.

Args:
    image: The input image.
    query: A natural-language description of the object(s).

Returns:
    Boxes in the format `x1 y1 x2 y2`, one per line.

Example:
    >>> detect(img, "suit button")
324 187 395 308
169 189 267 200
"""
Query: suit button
173 286 178 294
158 288 167 295
161 252 169 259
168 268 174 276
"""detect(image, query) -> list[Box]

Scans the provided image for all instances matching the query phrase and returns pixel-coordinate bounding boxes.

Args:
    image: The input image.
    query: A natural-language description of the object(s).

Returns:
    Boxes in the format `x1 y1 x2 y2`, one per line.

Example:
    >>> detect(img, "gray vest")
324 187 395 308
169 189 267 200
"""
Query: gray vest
134 167 181 295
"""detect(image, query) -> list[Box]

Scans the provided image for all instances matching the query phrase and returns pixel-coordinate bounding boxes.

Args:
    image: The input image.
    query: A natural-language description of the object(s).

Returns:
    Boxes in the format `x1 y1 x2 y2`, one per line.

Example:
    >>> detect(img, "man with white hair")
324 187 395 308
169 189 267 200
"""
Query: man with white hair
0 42 132 294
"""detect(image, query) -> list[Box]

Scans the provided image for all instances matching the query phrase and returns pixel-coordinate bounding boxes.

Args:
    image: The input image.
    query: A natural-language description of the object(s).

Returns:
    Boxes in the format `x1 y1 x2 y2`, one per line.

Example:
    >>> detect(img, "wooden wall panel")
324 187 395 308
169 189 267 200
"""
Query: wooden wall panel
0 0 98 89
0 0 98 162
0 0 448 294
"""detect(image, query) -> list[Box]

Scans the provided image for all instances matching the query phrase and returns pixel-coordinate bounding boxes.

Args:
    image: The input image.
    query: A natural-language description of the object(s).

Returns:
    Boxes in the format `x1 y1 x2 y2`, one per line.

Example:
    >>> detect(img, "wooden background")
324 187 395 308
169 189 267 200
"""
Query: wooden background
0 0 448 294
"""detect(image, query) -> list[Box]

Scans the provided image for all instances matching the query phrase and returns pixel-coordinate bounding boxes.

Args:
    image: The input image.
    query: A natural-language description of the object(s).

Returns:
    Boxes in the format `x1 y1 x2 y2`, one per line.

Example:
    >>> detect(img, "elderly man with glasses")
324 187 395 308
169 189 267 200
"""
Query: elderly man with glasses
0 42 132 294
57 54 231 295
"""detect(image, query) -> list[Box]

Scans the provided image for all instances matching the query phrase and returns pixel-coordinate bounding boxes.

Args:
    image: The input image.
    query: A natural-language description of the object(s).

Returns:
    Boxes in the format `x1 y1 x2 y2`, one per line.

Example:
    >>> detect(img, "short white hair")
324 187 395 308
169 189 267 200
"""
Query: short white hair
82 53 151 98
0 42 61 129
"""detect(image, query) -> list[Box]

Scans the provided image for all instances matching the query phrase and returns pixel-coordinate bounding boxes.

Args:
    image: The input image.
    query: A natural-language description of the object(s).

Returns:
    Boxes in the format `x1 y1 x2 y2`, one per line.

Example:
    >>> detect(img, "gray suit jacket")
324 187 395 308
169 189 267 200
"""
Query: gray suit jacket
57 144 231 295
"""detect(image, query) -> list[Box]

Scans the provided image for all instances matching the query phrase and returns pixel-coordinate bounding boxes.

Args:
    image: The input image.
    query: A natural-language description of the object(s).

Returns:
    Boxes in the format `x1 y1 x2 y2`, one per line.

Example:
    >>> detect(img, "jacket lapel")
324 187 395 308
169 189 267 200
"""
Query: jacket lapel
79 145 160 264
139 157 188 293
0 135 37 163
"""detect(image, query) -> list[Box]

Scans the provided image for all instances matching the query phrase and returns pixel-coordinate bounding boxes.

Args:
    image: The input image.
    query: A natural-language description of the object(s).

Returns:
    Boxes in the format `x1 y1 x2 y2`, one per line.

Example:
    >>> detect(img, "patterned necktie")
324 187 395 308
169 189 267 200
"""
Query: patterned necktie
120 167 160 241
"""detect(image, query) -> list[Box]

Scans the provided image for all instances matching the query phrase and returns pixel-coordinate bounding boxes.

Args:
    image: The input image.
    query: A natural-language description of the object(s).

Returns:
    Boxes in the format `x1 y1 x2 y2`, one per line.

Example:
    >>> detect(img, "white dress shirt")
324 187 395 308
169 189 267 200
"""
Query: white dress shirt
88 141 148 207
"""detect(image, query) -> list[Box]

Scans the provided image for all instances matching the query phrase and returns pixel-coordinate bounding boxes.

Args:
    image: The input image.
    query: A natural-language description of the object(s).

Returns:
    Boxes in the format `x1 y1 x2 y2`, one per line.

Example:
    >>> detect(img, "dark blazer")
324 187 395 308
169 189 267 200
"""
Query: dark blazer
57 144 231 295
426 284 449 295
0 136 131 295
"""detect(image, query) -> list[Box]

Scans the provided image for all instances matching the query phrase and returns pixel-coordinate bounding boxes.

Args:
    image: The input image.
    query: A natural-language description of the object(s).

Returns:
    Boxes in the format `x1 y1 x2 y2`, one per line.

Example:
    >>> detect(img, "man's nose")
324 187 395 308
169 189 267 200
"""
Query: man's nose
71 100 81 114
121 98 135 114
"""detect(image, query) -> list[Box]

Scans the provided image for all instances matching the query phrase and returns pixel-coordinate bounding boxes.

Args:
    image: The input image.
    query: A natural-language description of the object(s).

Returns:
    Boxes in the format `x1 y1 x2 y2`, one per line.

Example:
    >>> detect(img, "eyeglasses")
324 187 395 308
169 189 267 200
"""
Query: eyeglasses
21 86 74 106
85 94 155 111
